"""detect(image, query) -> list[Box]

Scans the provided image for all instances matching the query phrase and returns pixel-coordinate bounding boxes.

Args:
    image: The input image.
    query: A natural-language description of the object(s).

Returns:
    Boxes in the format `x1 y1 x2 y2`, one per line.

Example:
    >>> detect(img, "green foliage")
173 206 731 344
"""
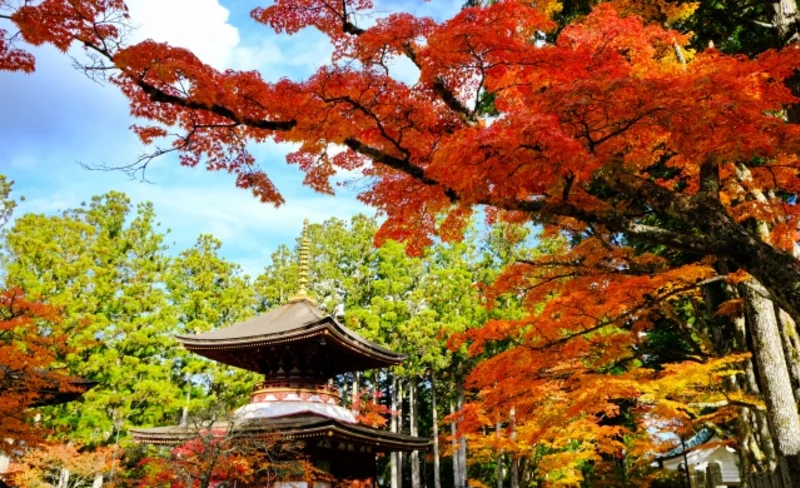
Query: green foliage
0 183 547 488
2 192 182 444
167 234 259 409
0 174 17 229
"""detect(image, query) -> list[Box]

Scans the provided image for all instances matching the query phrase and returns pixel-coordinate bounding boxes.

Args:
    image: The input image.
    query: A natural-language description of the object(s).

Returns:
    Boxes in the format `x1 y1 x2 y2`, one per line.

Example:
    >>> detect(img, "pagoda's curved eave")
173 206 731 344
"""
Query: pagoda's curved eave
130 419 431 452
177 319 405 365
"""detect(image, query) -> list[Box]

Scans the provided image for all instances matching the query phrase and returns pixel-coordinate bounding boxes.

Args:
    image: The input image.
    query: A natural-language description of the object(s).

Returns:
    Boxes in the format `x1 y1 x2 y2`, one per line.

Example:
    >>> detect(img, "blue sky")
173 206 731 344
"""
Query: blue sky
0 0 462 276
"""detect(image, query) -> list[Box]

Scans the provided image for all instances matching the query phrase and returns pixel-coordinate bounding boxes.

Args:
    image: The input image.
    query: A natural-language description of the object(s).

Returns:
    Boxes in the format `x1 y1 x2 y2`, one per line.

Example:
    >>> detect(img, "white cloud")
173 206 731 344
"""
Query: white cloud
123 179 371 247
229 39 284 72
126 0 240 69
122 1 333 77
1 0 375 274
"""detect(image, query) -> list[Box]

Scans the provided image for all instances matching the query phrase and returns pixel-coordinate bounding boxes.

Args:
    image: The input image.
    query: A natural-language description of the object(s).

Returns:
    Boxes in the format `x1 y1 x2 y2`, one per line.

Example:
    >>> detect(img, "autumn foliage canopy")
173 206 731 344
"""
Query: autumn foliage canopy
0 288 71 451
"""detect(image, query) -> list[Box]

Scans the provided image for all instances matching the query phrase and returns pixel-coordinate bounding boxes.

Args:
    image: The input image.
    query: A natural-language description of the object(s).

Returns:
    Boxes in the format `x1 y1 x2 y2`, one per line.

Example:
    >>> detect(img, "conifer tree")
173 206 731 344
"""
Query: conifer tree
166 234 259 410
2 193 182 444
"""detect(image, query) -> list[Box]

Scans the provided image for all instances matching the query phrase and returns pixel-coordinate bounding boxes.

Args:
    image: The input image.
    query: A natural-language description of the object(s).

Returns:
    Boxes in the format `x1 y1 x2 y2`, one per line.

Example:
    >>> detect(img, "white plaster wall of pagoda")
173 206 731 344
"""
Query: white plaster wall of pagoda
273 482 332 488
250 391 340 405
235 401 358 424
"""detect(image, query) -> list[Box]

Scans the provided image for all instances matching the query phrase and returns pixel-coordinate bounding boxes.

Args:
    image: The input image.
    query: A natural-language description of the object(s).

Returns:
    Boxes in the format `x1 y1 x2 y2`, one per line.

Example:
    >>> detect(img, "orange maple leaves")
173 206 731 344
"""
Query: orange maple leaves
352 388 392 428
11 443 113 487
1 0 127 70
3 0 800 249
6 0 799 254
0 288 70 451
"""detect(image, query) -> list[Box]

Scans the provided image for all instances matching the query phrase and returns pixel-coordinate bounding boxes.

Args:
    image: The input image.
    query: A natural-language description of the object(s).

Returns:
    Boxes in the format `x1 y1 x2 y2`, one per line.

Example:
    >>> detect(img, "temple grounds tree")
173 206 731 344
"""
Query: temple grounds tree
0 288 69 451
2 193 184 443
10 444 112 488
0 178 75 451
167 234 259 410
131 407 314 488
5 0 800 343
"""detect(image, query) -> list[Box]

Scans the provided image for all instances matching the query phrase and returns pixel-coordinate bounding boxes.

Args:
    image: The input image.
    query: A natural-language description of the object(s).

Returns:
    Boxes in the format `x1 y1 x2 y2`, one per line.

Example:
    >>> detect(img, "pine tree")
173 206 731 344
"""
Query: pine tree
166 234 259 410
2 193 182 444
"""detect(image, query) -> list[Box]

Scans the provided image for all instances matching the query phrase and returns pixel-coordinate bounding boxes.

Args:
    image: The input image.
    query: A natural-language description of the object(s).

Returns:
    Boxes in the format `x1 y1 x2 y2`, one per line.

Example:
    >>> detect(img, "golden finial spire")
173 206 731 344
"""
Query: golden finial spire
289 219 315 303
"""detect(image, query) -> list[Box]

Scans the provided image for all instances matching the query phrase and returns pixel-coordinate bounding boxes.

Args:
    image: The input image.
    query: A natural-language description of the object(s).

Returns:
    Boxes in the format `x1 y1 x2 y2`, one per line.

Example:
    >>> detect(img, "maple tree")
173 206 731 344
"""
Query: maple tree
0 287 70 452
10 443 113 487
352 388 392 428
4 0 800 324
130 408 314 488
0 178 75 452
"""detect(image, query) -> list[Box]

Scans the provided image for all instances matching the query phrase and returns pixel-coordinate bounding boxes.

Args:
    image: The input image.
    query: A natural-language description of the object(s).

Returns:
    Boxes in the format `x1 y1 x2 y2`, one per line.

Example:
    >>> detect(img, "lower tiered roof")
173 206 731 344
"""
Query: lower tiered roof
130 414 430 452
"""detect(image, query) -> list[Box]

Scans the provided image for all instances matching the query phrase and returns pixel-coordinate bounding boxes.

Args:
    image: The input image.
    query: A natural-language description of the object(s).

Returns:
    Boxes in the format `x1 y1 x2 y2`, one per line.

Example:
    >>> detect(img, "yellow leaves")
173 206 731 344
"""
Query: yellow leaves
11 444 113 488
726 269 752 286
468 479 491 488
636 354 757 433
538 451 593 486
715 298 743 318
611 0 699 26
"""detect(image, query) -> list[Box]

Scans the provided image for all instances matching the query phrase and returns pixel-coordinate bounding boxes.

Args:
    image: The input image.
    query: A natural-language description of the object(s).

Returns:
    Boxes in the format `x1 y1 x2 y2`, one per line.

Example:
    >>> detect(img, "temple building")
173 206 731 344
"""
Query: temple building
131 220 429 486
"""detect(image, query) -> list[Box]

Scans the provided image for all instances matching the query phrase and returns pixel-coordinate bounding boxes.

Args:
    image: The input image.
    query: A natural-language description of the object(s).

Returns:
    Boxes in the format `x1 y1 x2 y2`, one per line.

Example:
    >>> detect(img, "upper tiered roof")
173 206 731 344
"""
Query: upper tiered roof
176 296 404 376
175 219 404 377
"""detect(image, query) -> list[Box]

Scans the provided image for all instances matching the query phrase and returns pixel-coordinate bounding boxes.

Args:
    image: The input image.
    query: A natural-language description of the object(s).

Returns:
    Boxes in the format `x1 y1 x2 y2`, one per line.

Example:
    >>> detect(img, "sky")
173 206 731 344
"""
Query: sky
0 0 462 276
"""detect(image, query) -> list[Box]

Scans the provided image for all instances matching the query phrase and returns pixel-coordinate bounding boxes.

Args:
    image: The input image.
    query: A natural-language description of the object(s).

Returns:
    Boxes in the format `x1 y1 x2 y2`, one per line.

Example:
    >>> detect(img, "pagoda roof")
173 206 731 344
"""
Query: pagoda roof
176 298 404 374
130 414 430 452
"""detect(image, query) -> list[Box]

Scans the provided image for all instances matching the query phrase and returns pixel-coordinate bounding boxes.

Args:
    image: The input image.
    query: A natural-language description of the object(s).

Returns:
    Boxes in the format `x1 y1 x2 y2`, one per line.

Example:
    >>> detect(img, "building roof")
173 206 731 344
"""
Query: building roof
656 428 715 461
31 376 97 407
0 366 97 407
130 414 430 452
176 298 405 375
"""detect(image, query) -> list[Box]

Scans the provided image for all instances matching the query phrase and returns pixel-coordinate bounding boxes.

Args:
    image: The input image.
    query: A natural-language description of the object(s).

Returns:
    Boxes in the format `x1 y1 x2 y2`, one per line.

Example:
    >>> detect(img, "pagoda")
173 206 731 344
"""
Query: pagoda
131 220 429 485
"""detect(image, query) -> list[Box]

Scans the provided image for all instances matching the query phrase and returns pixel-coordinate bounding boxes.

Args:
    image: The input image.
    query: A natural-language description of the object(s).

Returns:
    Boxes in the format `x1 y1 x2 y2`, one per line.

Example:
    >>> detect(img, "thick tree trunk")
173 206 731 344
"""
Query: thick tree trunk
57 468 70 488
450 400 463 488
776 306 800 404
410 380 421 488
744 284 800 477
767 0 800 41
391 375 400 488
731 313 776 472
431 373 441 488
0 453 9 475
